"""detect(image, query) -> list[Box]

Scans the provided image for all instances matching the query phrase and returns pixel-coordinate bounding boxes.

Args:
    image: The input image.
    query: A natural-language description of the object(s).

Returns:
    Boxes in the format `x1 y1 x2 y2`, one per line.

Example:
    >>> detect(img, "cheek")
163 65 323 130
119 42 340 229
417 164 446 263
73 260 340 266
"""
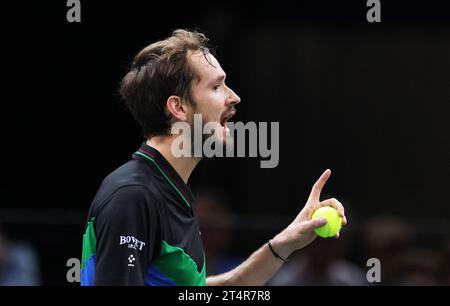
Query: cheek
195 94 224 120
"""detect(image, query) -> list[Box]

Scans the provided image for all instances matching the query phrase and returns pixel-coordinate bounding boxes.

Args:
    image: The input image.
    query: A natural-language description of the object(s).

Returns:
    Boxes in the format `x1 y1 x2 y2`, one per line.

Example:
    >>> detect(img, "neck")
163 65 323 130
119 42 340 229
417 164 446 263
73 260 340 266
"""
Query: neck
146 136 200 184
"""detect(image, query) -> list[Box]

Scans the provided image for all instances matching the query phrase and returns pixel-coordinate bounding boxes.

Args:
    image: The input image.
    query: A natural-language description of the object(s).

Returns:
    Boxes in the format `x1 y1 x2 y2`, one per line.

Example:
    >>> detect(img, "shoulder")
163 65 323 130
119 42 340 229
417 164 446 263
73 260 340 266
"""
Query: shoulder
93 184 162 233
94 185 154 221
103 158 158 188
90 159 164 214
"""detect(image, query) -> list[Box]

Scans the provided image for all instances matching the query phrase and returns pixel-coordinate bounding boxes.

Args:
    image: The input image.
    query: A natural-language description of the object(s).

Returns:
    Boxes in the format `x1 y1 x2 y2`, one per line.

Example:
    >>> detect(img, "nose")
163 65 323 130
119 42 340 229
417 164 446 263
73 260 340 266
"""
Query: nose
225 86 241 107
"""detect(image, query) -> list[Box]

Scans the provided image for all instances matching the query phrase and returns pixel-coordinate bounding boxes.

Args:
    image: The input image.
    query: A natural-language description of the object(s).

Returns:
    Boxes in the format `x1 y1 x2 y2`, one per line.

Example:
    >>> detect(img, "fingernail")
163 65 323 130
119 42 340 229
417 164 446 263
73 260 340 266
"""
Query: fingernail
316 219 327 226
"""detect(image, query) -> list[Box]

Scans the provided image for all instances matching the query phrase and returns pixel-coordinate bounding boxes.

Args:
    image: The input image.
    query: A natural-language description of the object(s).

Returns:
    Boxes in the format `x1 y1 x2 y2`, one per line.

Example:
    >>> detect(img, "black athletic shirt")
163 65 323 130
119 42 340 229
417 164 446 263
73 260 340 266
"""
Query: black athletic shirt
81 142 206 286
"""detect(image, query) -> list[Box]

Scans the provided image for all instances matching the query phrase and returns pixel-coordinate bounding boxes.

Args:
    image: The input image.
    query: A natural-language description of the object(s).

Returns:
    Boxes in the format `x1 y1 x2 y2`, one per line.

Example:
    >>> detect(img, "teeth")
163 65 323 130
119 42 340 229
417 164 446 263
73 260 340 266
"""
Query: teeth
221 111 234 127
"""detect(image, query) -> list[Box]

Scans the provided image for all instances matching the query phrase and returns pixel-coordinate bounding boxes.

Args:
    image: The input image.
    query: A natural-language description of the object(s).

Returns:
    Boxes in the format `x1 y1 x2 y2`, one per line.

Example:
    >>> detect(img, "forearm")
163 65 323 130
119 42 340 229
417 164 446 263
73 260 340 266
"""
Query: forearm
206 170 348 286
206 239 286 286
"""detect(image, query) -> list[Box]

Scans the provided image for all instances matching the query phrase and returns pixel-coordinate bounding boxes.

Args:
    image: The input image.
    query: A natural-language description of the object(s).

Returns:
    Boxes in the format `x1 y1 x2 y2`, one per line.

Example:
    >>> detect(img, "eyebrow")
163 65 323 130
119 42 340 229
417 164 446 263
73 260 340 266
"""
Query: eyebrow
210 73 226 85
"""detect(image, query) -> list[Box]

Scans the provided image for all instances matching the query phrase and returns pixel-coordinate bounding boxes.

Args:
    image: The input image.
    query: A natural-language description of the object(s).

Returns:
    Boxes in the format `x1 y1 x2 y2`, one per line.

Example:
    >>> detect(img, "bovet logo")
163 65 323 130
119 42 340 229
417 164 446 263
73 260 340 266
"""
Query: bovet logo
119 235 146 251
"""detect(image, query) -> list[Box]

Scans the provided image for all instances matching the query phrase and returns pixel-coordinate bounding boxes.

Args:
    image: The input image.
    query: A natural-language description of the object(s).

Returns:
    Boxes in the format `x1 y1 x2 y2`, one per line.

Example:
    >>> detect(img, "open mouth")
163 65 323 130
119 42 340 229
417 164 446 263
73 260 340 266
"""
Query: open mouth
220 110 236 127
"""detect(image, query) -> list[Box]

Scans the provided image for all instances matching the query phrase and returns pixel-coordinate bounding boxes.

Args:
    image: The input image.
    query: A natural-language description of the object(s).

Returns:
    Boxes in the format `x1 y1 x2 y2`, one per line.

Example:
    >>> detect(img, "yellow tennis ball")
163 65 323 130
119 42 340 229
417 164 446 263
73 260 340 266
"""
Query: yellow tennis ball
311 206 342 238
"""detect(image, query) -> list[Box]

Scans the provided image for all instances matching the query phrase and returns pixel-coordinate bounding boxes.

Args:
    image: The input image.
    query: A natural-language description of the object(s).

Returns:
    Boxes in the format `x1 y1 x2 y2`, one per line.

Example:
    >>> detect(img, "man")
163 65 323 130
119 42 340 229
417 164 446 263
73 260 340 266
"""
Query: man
81 29 347 286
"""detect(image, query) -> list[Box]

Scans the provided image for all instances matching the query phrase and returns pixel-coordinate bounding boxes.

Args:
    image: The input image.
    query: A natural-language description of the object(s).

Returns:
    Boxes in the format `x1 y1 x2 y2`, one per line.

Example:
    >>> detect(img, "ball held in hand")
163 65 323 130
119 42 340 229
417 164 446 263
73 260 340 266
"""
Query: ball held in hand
311 206 342 238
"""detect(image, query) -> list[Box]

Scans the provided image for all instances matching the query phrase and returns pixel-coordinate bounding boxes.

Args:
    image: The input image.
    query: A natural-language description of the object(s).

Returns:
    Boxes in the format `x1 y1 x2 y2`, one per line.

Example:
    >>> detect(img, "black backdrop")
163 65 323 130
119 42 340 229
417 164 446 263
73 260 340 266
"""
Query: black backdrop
2 1 450 285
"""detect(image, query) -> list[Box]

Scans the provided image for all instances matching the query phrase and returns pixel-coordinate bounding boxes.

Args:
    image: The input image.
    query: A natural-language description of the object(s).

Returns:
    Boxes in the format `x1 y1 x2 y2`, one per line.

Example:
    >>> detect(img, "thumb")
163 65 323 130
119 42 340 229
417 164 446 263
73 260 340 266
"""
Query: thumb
303 218 327 232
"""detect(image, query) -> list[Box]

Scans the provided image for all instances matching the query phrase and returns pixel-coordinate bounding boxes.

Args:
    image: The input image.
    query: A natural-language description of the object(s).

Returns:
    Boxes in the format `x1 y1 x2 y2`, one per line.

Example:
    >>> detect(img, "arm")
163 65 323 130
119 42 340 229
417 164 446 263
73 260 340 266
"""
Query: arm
206 239 287 286
92 185 159 286
206 169 347 286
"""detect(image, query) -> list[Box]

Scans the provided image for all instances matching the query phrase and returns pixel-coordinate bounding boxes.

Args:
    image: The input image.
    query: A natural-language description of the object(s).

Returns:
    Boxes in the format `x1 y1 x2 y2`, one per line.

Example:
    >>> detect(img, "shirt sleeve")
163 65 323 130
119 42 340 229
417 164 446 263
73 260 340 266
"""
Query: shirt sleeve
93 185 161 285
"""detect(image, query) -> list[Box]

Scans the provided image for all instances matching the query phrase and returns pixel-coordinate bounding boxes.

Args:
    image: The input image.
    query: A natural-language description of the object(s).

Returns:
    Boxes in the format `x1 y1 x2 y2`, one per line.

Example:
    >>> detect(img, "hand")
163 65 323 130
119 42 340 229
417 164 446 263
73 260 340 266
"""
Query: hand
271 169 347 259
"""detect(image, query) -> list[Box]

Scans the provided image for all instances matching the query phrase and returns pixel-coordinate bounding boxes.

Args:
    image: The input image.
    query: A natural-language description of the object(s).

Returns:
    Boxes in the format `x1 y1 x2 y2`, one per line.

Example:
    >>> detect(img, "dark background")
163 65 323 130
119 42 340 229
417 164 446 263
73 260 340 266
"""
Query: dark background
2 0 449 285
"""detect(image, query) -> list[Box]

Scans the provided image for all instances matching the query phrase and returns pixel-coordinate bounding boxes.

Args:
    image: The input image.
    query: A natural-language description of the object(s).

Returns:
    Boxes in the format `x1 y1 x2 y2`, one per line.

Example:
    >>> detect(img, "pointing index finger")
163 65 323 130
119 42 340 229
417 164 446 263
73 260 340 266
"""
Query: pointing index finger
308 169 331 203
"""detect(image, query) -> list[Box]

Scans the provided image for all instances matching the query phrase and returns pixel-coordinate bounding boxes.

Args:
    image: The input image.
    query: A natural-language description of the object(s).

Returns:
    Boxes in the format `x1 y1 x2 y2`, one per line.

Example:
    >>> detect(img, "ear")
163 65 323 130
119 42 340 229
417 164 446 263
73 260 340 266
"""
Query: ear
166 95 188 122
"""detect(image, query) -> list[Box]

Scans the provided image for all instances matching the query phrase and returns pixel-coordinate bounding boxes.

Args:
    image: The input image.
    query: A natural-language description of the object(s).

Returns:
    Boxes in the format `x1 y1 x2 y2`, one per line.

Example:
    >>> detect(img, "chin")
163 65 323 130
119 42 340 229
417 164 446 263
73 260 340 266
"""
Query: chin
201 126 233 157
221 128 234 154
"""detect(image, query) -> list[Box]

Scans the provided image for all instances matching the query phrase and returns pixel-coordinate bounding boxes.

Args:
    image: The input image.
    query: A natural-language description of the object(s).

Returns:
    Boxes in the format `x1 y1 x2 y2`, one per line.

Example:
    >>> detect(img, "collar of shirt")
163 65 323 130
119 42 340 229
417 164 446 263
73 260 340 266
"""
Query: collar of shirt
133 142 195 211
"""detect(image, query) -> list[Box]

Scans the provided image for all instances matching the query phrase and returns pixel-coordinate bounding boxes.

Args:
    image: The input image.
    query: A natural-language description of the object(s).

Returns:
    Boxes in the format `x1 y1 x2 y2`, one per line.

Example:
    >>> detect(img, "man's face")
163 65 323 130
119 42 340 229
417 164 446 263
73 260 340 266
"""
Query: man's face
186 50 241 146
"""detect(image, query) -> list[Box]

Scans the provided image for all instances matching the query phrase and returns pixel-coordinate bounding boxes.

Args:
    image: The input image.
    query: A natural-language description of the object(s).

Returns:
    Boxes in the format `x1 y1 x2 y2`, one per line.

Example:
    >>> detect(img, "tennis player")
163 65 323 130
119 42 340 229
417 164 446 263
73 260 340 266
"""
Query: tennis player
81 29 347 286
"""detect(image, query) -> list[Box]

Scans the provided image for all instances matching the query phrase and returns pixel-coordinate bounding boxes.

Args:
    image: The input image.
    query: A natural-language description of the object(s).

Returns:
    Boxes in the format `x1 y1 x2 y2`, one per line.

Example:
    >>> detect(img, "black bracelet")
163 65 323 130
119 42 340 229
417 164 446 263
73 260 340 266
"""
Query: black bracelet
267 240 288 263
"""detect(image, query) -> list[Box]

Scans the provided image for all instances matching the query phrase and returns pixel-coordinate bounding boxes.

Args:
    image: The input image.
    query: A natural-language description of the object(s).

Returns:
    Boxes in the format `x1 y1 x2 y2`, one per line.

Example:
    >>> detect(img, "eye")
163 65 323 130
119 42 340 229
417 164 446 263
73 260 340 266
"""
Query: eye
212 84 220 91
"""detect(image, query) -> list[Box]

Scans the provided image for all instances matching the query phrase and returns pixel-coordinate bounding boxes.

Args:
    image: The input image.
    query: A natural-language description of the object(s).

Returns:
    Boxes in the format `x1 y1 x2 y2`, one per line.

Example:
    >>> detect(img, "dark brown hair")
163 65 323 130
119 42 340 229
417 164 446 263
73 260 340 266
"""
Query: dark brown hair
120 29 212 138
